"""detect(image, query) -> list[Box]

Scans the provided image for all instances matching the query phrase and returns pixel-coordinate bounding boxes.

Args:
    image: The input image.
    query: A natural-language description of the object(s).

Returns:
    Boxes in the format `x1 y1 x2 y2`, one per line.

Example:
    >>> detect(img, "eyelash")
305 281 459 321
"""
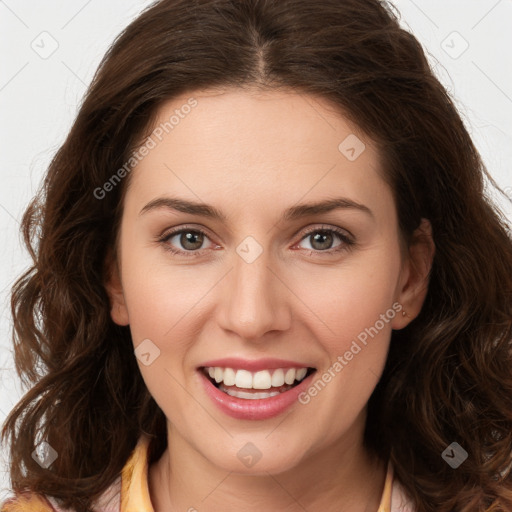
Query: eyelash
157 224 355 258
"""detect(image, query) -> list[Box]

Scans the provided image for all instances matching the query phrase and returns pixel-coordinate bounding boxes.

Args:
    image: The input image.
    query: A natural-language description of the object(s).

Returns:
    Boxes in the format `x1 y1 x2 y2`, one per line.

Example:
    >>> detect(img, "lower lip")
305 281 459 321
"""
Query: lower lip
199 370 315 420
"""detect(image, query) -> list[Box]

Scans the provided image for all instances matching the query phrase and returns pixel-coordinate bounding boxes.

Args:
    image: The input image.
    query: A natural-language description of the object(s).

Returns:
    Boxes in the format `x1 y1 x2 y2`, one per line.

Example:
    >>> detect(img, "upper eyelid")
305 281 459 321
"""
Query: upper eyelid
300 224 352 239
160 224 216 242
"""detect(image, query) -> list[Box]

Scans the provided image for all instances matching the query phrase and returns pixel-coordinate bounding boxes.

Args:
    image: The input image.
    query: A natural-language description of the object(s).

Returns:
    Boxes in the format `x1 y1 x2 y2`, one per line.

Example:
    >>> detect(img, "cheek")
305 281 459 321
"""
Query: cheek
293 256 401 435
294 249 401 353
123 271 198 342
120 258 210 417
119 235 217 346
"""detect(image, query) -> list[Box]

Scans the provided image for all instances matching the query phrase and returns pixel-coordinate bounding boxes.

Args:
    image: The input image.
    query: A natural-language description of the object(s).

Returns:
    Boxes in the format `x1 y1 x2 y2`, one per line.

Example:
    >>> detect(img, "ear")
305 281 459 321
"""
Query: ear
391 218 435 330
104 249 130 326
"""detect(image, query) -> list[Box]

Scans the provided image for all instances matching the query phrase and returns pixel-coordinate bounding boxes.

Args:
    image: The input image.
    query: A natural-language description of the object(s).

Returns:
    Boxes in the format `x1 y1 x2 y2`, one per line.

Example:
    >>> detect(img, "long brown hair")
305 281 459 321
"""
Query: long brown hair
2 1 512 511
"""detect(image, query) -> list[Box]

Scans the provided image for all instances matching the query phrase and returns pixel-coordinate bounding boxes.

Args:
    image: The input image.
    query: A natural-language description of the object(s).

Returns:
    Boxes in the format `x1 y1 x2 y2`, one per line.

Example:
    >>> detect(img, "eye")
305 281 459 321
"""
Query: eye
157 224 354 258
158 226 218 256
295 226 354 255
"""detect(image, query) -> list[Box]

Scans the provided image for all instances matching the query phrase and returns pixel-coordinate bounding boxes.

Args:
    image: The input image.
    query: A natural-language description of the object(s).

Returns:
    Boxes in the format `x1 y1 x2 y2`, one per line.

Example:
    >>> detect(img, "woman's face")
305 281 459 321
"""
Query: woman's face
107 87 430 474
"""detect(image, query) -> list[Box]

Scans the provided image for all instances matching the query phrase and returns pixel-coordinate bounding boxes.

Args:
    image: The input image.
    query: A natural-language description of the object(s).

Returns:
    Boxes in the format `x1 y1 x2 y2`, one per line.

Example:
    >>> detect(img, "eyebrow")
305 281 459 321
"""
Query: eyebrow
139 196 374 222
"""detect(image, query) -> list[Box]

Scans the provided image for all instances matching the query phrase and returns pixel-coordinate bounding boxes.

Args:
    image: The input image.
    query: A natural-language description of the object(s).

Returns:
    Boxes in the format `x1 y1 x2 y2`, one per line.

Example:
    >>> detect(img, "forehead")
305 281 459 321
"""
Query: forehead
125 87 394 224
144 87 368 160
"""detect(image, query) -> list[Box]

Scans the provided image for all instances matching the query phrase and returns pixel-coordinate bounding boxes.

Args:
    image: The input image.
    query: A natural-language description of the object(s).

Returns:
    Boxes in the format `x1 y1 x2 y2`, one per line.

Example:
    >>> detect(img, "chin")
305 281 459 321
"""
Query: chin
202 438 307 476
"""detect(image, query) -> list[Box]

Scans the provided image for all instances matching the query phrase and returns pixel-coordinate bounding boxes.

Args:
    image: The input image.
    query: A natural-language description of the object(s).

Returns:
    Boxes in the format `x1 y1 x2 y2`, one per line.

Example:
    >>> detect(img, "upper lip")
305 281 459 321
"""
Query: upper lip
199 358 314 372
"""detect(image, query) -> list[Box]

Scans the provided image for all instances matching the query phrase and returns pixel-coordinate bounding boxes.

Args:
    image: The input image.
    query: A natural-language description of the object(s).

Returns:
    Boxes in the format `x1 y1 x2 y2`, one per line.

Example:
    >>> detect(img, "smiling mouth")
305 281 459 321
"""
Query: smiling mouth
201 366 317 400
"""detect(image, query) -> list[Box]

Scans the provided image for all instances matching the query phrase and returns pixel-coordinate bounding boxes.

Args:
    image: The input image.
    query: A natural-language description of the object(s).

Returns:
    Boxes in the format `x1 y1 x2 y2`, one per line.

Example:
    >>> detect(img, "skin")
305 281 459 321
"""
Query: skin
106 87 434 512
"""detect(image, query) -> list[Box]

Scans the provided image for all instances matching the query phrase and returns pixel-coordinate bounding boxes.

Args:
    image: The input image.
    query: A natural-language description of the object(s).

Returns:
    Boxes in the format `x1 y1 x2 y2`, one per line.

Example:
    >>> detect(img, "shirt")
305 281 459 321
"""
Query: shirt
1 434 415 511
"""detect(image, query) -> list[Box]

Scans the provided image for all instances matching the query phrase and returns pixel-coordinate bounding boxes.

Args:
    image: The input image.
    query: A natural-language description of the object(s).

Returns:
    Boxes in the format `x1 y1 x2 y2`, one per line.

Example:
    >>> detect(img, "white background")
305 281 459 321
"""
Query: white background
1 0 511 499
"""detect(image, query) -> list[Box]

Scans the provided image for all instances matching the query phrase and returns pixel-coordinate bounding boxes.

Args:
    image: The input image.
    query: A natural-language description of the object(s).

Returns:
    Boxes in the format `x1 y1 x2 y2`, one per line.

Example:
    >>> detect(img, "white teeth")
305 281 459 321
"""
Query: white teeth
235 369 253 389
296 368 307 381
284 368 296 385
204 366 310 390
253 370 272 389
271 369 285 387
223 387 282 399
223 367 236 386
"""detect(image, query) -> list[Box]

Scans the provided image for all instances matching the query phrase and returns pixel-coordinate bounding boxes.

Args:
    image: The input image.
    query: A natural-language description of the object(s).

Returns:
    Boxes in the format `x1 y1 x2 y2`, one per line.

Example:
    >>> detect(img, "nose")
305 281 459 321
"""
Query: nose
216 247 292 342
